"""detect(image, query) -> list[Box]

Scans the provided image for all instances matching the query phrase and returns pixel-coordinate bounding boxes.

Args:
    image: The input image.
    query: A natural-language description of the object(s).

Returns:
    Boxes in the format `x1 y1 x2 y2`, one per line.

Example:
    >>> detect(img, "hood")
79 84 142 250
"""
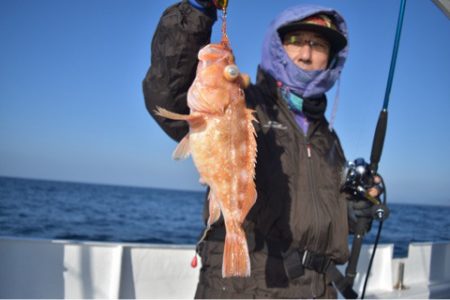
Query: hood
260 4 348 98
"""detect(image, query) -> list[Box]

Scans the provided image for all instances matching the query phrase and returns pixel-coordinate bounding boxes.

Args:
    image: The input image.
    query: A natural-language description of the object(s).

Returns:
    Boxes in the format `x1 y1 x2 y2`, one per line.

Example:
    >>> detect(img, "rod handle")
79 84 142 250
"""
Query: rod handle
370 109 388 173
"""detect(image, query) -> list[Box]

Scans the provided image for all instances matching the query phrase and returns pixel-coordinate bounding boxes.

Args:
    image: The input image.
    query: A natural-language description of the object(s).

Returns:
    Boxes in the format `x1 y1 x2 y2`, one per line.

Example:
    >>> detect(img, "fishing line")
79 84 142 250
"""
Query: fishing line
361 177 387 299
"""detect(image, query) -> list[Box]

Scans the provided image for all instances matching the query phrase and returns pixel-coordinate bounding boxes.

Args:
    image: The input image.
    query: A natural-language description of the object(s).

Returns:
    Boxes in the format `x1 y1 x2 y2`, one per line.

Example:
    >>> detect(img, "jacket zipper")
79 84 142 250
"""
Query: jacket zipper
304 139 320 250
305 138 323 298
275 90 322 253
275 89 326 296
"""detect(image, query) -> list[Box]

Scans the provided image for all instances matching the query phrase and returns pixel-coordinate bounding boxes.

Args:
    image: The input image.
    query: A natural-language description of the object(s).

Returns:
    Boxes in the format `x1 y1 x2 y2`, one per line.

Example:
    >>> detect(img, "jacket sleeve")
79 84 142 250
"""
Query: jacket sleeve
142 1 215 141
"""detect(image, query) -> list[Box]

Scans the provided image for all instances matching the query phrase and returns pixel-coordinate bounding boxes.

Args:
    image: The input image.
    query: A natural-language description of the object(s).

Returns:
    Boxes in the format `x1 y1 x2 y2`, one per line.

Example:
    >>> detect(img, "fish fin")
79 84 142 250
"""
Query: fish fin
239 186 257 223
154 106 192 120
172 134 191 160
189 115 207 131
234 108 257 223
155 106 207 129
222 220 251 277
207 190 221 226
246 108 258 124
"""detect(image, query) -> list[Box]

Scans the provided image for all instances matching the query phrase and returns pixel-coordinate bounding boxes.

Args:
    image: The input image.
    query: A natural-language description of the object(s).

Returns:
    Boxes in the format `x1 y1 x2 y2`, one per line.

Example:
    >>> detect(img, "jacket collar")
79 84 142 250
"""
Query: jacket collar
256 67 327 121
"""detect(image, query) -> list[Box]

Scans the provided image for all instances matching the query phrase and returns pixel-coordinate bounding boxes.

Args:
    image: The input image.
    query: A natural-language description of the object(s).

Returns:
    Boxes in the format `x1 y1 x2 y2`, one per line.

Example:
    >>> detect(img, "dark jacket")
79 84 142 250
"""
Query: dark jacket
143 1 349 298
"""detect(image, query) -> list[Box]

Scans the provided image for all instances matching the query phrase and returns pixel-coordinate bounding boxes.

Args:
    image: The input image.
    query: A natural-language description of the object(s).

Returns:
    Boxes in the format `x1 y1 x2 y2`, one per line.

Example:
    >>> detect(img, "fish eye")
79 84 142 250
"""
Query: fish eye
223 64 239 81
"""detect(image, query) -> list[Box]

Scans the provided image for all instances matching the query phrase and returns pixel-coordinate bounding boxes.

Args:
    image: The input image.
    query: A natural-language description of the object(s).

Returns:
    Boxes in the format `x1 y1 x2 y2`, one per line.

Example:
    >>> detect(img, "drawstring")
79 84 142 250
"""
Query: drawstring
328 77 341 131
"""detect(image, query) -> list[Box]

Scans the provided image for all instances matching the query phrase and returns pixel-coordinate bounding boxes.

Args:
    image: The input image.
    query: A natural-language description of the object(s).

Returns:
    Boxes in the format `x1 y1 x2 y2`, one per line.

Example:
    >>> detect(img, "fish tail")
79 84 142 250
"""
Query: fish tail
222 220 251 277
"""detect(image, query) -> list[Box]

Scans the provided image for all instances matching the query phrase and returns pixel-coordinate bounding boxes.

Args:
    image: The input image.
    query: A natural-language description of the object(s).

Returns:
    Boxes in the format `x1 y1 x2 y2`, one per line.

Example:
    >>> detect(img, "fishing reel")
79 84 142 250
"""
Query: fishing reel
342 158 373 197
342 158 389 221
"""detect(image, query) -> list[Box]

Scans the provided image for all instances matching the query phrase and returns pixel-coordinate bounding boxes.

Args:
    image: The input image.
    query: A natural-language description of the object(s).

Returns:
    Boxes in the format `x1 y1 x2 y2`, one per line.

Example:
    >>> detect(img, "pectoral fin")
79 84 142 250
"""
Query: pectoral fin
172 134 191 160
208 190 221 226
154 107 191 120
154 106 206 130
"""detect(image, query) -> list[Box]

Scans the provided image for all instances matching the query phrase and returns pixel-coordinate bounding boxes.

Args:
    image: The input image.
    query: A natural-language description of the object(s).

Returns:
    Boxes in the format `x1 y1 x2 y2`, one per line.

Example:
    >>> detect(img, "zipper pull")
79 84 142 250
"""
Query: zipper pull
307 144 312 158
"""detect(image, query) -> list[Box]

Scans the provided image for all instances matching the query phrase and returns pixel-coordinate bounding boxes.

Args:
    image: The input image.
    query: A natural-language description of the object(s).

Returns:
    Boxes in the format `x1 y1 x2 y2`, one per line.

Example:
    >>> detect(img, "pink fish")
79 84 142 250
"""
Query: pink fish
155 38 257 277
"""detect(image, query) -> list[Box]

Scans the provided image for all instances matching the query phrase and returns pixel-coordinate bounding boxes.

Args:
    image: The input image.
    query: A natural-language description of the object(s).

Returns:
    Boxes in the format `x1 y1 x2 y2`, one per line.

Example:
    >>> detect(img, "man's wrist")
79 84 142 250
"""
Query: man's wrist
188 0 208 11
187 0 218 20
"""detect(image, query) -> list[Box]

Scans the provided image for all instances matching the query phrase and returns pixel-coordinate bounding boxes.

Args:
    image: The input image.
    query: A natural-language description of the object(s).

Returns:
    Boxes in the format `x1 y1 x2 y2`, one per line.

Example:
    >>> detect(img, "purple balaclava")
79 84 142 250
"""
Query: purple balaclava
260 4 349 99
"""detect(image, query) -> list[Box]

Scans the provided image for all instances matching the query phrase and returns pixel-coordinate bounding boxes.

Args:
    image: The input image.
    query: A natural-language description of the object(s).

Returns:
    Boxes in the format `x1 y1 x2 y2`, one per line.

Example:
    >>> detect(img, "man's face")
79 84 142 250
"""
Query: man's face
282 30 330 71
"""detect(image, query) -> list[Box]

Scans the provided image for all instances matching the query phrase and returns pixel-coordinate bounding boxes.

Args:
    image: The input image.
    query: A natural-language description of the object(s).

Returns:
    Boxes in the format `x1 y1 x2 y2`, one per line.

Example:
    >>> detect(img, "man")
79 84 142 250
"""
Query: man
143 1 380 298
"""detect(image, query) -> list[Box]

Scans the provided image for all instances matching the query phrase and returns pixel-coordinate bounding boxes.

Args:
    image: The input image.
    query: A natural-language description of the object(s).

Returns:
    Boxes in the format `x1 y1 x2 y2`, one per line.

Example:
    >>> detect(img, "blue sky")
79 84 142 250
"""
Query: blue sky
0 0 449 206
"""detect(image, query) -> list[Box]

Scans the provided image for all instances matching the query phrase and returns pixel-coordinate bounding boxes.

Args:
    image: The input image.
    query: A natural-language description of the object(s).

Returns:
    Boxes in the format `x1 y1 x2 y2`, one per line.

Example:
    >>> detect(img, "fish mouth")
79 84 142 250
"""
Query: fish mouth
198 43 235 64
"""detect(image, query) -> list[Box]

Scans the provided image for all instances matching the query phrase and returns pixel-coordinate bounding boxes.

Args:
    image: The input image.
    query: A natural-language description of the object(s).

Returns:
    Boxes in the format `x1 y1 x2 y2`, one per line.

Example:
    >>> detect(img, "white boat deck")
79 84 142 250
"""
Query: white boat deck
0 237 449 298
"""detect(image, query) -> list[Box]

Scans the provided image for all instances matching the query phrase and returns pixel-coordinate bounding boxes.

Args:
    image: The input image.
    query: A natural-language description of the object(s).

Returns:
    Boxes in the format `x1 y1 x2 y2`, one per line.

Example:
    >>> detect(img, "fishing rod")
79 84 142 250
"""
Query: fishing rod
342 0 407 298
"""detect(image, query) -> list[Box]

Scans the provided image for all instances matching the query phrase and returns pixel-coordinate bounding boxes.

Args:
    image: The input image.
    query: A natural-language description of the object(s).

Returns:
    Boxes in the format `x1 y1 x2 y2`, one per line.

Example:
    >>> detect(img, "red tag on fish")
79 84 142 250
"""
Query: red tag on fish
191 255 198 268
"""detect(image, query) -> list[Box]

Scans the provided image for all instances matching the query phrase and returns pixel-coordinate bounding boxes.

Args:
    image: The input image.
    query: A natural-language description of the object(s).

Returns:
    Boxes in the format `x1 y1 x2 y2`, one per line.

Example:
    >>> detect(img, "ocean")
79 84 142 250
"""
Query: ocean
1 176 449 258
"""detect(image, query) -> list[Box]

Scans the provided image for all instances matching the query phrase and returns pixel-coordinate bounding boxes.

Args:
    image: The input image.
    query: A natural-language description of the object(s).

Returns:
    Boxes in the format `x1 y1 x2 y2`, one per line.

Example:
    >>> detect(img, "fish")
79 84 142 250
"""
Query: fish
155 37 257 277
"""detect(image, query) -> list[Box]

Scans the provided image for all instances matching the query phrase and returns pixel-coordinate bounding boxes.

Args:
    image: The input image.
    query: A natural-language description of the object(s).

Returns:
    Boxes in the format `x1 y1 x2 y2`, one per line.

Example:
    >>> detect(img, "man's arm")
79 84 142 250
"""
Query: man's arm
143 1 216 141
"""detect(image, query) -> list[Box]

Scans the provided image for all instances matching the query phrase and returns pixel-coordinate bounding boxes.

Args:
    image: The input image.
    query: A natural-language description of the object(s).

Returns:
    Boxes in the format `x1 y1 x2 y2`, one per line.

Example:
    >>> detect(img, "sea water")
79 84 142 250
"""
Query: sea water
1 176 449 258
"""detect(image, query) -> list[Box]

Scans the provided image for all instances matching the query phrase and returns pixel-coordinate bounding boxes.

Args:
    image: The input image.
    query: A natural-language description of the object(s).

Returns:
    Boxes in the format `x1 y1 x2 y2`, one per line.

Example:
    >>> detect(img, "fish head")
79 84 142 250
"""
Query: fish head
188 43 244 114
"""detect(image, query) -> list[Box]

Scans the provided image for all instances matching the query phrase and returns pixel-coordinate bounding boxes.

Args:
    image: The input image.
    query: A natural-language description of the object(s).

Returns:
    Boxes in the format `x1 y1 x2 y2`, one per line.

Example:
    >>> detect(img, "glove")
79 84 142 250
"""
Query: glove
347 198 374 234
346 174 385 233
366 174 384 198
348 198 373 219
341 158 386 233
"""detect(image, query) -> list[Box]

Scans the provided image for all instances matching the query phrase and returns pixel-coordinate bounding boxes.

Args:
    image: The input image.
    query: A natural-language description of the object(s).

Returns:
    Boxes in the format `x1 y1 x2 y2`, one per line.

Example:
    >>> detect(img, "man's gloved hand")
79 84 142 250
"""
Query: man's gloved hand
347 198 374 234
366 175 384 199
346 175 385 234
